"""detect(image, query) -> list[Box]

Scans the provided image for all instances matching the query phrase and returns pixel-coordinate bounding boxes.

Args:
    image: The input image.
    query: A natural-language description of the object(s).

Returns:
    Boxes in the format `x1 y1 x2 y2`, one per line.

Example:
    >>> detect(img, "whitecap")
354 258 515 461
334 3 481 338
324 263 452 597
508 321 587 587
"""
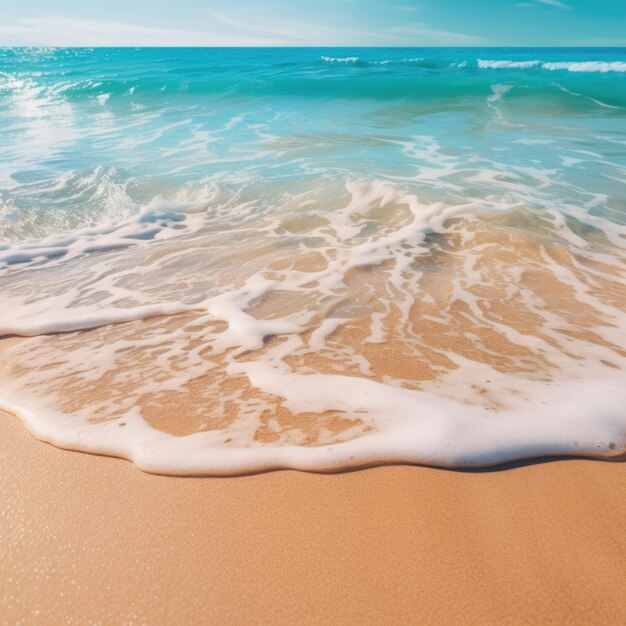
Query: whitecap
320 56 359 63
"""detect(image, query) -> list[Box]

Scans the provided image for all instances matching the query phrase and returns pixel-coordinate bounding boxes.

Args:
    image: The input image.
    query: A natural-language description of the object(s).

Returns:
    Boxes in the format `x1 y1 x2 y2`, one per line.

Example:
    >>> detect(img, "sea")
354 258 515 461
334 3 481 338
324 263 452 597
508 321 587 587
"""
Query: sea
1 47 625 473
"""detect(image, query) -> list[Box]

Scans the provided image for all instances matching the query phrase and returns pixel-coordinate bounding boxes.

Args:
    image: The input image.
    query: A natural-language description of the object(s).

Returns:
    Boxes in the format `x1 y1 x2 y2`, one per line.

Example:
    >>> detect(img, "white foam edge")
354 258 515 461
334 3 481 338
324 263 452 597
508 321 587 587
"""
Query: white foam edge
477 59 626 73
0 195 203 267
2 364 624 476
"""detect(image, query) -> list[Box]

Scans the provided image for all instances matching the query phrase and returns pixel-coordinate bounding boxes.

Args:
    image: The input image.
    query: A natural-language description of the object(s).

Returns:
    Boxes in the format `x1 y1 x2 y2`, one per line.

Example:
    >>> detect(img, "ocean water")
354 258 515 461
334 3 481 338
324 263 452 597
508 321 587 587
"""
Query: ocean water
0 47 625 474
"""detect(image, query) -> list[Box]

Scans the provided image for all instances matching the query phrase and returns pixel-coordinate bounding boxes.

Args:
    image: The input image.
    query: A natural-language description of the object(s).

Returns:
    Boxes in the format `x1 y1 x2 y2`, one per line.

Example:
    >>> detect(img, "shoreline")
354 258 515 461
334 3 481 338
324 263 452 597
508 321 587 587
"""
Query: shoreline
2 398 625 477
2 409 625 624
2 44 626 624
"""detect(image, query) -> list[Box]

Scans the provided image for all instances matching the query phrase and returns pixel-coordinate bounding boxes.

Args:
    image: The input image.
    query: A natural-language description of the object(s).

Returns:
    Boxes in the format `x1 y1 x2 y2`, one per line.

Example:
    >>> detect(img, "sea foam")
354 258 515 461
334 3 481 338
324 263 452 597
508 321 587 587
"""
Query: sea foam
321 56 359 63
1 47 625 475
478 59 626 72
2 177 625 474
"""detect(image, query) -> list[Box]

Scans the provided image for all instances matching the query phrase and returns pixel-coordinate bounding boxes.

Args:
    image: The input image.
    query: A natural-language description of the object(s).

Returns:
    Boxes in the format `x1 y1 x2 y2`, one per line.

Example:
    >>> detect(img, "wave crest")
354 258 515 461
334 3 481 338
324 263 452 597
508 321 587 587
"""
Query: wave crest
478 59 626 73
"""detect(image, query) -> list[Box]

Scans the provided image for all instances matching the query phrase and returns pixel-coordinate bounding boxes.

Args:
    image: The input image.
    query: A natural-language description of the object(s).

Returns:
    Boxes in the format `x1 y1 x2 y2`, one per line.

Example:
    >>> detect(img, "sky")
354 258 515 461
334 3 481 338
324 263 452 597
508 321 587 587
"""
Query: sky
0 0 624 47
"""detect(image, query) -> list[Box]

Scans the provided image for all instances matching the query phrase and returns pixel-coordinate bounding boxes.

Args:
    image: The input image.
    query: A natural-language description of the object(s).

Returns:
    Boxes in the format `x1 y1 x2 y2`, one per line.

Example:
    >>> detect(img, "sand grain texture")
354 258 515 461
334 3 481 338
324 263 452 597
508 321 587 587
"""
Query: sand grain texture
1 411 625 625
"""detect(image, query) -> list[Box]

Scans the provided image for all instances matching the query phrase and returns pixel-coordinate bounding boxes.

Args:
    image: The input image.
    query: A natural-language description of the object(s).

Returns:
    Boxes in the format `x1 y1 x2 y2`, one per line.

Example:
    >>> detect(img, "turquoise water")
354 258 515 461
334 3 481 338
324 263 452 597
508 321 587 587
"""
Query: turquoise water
1 47 625 238
1 48 625 473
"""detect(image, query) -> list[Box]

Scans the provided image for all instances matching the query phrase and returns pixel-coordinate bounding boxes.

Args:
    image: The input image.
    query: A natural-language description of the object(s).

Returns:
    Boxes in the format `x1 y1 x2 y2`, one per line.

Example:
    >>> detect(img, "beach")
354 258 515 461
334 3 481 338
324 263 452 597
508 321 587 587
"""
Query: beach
2 409 625 624
1 46 626 623
2 48 626 474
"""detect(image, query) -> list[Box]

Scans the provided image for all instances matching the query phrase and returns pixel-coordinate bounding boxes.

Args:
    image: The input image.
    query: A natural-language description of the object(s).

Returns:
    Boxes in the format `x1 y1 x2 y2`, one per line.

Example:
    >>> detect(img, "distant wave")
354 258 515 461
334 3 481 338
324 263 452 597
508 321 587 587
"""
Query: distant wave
543 61 626 73
321 56 359 63
319 57 626 73
370 57 425 65
478 59 626 73
320 56 425 66
478 60 542 69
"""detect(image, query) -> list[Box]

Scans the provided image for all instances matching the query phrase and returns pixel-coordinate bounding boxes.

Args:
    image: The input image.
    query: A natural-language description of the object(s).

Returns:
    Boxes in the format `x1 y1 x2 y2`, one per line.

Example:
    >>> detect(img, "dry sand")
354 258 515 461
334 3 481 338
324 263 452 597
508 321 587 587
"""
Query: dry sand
1 410 625 625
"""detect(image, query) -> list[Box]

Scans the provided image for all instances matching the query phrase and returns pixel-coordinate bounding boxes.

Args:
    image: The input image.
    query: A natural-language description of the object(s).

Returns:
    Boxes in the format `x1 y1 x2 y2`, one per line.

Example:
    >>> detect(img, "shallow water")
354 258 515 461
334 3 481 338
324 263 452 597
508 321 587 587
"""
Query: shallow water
1 47 625 474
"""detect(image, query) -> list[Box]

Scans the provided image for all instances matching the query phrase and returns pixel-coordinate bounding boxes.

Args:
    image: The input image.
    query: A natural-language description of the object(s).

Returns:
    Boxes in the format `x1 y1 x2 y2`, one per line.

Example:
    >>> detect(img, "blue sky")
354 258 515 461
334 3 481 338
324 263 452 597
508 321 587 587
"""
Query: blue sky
0 0 624 47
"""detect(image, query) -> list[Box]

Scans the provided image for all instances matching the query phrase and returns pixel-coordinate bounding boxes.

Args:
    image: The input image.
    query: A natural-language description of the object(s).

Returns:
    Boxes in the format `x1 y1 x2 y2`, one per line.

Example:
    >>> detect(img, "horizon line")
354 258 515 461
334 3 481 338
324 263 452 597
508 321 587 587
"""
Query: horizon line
2 45 625 49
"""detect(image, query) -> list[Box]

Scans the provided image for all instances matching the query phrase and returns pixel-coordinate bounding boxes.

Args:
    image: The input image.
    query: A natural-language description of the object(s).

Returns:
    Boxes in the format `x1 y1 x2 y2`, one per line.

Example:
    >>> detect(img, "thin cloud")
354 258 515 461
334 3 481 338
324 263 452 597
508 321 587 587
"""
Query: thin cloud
209 12 312 43
0 14 482 47
0 16 290 47
516 0 571 8
536 0 571 8
208 12 479 46
385 23 483 44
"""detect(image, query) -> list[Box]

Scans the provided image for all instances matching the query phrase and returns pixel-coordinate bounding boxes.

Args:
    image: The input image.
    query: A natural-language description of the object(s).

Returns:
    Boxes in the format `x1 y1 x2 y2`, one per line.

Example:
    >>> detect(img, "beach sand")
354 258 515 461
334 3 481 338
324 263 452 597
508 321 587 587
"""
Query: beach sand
1 409 625 625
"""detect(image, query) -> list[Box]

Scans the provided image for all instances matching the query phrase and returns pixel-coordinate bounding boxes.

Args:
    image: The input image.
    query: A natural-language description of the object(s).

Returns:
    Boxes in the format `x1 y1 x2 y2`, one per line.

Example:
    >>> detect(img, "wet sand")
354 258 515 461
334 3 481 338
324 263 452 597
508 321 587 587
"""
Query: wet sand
1 410 625 625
